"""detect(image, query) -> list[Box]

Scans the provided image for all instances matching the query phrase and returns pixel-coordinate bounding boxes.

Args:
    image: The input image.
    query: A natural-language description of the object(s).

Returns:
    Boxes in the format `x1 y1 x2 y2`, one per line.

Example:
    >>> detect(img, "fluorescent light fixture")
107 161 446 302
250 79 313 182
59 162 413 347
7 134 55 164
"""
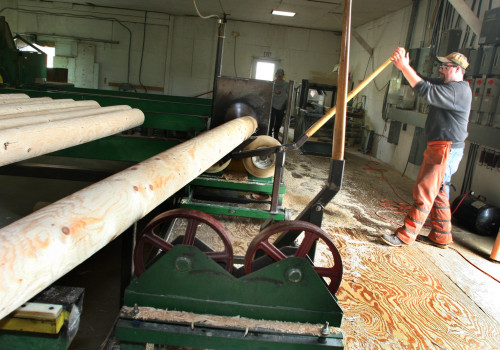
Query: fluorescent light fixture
272 10 296 17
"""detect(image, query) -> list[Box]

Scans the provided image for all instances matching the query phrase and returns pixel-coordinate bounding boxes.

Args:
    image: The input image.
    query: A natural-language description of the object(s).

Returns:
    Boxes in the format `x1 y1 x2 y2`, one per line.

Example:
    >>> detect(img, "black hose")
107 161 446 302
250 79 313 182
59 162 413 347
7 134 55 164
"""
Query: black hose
138 11 148 93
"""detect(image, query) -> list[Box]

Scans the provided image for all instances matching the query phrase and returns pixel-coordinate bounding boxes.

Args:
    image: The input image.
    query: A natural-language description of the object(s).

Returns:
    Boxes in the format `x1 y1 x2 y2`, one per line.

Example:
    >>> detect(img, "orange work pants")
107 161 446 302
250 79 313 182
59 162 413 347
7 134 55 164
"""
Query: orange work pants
396 141 453 245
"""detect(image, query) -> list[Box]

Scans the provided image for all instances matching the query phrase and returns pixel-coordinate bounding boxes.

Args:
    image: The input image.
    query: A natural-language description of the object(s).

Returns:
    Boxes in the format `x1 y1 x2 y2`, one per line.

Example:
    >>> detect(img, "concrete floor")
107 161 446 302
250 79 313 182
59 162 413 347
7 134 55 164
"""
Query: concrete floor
0 149 498 349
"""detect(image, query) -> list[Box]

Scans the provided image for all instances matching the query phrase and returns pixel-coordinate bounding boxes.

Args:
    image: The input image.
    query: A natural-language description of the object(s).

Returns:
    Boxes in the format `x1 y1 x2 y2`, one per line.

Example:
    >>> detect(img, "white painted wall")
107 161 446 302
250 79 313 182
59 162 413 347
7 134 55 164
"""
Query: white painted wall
3 2 340 98
165 17 341 98
350 0 500 208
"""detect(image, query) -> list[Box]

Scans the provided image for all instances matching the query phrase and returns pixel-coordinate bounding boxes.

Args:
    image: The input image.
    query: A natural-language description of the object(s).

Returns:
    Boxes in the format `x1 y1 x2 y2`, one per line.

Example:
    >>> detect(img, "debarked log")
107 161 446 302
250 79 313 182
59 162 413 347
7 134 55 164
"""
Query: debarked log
0 105 131 130
0 93 30 100
0 107 144 166
0 116 258 320
0 100 99 115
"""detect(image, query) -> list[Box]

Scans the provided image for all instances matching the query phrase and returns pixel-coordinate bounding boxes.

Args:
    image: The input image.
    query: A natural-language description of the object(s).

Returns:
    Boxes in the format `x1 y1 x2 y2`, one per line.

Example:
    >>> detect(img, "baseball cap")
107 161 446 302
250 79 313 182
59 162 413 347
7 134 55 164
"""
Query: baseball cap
437 52 469 69
276 68 285 75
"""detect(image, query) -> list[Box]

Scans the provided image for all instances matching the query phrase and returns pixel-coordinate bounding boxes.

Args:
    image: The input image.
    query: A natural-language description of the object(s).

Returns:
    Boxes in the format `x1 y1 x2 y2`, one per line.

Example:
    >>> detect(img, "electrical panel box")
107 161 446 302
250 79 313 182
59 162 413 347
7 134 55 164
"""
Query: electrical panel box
479 113 492 126
469 110 480 124
387 71 402 105
479 78 500 113
409 48 421 72
459 47 472 59
468 48 483 77
397 85 417 109
471 78 485 111
438 29 462 56
479 46 495 75
416 47 434 75
493 98 500 128
491 46 500 76
479 7 500 45
387 120 401 145
492 114 500 128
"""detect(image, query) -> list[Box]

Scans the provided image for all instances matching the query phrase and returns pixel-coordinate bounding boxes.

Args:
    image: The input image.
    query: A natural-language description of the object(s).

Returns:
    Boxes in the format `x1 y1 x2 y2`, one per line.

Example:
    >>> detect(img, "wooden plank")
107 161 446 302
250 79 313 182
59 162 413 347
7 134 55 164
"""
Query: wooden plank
0 116 258 320
108 82 164 92
0 303 64 334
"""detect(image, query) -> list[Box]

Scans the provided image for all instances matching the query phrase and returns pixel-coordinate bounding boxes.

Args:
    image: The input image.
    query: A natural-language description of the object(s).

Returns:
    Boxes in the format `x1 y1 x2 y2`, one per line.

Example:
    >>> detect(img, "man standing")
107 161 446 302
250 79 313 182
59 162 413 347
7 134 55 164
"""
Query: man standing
269 68 289 143
381 48 472 248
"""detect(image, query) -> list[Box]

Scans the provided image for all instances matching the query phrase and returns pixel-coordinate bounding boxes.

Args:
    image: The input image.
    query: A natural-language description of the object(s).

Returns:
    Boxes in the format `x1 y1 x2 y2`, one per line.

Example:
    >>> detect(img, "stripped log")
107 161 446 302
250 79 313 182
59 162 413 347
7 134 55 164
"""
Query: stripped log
0 116 258 320
0 93 29 100
0 97 53 105
0 105 99 121
0 108 144 166
0 105 131 130
0 100 99 115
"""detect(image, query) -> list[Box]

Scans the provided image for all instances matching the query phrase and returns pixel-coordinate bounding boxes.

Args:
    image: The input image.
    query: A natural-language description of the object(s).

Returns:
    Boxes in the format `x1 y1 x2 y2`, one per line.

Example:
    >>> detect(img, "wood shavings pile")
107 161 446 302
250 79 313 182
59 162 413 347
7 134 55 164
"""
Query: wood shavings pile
121 306 341 337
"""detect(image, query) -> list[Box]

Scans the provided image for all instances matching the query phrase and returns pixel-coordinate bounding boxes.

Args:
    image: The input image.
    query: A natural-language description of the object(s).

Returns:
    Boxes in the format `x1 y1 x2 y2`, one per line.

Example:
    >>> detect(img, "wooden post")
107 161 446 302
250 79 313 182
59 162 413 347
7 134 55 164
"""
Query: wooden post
0 108 145 166
332 0 352 161
490 229 500 261
0 116 258 320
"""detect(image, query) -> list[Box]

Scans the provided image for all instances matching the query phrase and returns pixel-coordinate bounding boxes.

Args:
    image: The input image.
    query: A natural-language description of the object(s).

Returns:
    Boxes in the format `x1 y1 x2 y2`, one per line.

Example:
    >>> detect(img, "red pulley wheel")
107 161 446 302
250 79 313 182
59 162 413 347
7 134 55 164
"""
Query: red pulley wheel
134 208 234 276
244 220 343 294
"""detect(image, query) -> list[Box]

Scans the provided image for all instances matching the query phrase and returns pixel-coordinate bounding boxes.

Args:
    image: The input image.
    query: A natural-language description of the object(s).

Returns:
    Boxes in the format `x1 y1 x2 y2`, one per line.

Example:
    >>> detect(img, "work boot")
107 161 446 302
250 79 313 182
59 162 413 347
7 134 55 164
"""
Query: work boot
380 234 407 247
416 235 449 249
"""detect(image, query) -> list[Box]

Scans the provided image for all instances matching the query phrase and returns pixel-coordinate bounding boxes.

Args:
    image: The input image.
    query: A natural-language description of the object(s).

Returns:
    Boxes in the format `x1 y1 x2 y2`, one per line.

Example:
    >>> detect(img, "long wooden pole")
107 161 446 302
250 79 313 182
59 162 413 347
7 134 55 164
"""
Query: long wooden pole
0 93 29 100
0 97 52 105
0 100 99 115
0 105 131 129
0 116 258 320
0 108 144 166
0 105 97 121
332 0 352 161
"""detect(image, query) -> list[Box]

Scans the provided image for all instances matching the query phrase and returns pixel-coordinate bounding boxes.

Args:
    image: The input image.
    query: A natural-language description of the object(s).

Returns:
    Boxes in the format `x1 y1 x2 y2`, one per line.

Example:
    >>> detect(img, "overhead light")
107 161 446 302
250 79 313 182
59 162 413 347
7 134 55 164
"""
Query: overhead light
272 10 296 17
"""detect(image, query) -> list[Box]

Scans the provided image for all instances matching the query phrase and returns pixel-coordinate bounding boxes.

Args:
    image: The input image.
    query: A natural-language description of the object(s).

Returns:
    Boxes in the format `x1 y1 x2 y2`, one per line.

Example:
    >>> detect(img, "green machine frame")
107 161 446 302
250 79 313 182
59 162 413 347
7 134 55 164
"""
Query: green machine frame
116 245 344 349
0 85 287 220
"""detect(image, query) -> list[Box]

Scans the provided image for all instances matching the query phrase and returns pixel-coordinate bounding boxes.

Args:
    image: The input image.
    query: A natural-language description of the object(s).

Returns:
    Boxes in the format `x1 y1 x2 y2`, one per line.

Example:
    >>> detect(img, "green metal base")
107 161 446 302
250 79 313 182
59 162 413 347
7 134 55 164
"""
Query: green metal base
50 135 179 163
117 245 343 349
0 331 69 350
181 172 289 220
180 200 289 220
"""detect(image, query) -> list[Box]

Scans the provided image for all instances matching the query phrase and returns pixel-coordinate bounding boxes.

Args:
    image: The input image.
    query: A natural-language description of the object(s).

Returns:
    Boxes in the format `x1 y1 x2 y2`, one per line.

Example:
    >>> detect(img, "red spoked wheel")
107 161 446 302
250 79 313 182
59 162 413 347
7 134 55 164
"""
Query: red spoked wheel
244 220 343 294
134 208 234 276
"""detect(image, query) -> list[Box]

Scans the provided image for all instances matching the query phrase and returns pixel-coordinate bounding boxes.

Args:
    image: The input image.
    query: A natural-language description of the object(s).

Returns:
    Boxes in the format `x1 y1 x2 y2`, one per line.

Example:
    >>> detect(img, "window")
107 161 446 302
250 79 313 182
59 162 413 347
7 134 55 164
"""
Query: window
18 43 55 68
252 59 280 81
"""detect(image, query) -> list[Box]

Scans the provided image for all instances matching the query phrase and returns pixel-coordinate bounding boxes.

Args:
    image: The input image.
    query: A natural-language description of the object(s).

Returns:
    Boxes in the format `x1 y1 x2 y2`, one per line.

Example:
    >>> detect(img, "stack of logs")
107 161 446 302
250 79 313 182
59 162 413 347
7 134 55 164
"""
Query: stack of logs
0 93 258 320
0 93 145 166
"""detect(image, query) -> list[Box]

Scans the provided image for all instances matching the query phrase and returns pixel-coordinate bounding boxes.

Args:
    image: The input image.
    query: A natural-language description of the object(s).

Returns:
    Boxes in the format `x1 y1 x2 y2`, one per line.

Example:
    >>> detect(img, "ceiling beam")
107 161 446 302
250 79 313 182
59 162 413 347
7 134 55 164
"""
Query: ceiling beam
447 0 482 36
352 30 373 56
